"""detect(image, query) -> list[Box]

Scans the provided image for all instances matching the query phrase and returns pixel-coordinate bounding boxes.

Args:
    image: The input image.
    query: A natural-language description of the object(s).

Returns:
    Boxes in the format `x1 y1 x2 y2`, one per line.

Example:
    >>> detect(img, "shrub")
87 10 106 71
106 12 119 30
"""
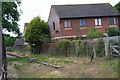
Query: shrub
56 39 70 56
76 35 82 40
108 27 120 36
87 28 103 39
96 39 105 57
71 40 82 56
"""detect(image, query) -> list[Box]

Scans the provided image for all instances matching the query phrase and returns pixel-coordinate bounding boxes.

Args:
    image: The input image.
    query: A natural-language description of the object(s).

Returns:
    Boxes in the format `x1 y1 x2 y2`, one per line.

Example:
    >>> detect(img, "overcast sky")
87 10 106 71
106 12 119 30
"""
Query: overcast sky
17 0 119 35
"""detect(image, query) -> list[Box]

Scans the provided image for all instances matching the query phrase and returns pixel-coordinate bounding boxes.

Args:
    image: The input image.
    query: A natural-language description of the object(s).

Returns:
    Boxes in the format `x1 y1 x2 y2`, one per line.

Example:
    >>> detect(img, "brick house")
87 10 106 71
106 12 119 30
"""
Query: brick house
48 3 120 41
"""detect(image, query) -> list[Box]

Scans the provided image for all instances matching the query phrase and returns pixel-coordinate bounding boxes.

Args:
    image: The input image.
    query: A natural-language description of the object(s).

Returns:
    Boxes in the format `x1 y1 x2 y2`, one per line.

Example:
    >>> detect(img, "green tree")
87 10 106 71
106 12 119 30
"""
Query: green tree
87 28 103 39
2 1 22 36
4 34 16 47
25 16 51 54
114 1 120 12
108 27 120 36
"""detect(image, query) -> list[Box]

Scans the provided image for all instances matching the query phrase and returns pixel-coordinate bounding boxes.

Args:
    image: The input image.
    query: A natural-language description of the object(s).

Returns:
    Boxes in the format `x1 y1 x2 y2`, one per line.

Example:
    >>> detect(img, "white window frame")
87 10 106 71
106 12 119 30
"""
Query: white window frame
113 18 116 24
64 20 71 27
95 19 102 26
109 18 117 25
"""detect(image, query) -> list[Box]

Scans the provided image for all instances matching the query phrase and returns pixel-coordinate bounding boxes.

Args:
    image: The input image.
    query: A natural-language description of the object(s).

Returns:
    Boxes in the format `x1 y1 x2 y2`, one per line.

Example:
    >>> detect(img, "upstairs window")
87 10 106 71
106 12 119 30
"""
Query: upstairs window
53 22 55 30
109 18 116 25
95 19 102 26
64 20 71 27
80 19 86 26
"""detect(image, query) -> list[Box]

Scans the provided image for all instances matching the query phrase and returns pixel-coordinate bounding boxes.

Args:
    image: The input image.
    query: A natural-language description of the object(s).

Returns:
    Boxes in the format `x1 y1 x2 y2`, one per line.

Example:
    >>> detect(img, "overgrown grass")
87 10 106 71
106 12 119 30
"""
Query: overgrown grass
7 56 29 65
8 54 119 78
32 54 73 66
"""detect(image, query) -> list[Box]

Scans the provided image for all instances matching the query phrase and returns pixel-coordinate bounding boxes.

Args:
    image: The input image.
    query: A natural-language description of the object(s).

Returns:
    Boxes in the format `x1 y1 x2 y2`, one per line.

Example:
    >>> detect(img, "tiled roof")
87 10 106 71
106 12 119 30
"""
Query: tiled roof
52 3 120 18
14 38 24 46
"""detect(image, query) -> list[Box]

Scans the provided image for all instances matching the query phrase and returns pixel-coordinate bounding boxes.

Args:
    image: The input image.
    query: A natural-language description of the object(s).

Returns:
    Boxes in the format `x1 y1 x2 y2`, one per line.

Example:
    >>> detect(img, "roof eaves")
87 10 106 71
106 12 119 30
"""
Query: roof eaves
51 3 110 7
60 15 120 19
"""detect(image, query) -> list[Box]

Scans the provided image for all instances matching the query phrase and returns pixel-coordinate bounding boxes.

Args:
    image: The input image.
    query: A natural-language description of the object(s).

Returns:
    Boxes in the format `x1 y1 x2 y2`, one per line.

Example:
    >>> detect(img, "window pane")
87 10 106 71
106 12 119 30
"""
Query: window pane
64 20 71 27
68 20 71 27
95 19 98 25
64 21 68 27
83 20 86 26
109 18 113 25
80 20 83 26
114 18 116 24
99 19 102 25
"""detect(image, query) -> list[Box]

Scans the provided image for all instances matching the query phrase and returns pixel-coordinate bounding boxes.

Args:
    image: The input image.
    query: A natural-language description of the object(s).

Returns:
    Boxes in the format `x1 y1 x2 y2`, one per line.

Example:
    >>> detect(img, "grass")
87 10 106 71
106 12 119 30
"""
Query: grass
32 54 73 65
7 56 30 65
8 54 119 78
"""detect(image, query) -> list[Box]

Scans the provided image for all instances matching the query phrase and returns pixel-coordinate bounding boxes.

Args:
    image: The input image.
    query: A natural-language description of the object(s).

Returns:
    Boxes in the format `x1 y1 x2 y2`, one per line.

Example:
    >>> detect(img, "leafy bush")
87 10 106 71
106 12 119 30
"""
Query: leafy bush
4 34 16 47
87 28 103 39
108 27 120 36
6 47 14 52
56 39 70 49
56 39 70 56
70 40 82 56
76 35 82 40
55 39 105 57
96 39 105 57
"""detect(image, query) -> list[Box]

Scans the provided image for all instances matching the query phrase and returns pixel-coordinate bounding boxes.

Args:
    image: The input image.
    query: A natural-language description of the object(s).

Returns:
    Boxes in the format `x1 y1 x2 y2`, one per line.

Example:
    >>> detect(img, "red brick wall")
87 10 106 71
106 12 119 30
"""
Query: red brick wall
60 17 119 36
50 16 119 39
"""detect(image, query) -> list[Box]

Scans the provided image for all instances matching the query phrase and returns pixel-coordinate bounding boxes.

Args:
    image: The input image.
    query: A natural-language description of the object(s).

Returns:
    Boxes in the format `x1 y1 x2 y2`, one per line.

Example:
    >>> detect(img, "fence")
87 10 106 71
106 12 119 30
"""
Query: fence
102 36 120 43
41 39 105 57
6 36 119 58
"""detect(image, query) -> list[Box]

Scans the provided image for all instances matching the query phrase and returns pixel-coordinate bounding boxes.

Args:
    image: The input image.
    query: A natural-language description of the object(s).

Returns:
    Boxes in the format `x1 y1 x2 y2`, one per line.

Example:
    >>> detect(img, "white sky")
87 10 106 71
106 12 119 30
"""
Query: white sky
17 0 119 35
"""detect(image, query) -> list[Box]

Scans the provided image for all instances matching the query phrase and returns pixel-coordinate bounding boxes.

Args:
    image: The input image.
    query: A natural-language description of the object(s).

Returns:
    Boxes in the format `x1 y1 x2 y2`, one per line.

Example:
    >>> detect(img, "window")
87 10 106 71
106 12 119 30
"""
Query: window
109 18 116 25
95 19 102 26
64 20 71 27
80 19 86 26
53 22 55 30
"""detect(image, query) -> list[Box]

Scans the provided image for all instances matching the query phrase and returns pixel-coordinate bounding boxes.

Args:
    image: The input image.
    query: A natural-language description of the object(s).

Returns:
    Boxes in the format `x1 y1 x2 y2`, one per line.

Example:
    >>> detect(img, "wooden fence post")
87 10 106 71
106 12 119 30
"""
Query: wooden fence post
93 44 97 58
76 41 79 57
105 40 111 59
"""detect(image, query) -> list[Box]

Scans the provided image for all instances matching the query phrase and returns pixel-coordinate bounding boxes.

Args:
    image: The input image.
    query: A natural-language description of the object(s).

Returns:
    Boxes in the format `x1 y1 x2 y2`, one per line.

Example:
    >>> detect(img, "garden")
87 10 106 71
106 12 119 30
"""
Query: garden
7 38 120 78
7 53 119 78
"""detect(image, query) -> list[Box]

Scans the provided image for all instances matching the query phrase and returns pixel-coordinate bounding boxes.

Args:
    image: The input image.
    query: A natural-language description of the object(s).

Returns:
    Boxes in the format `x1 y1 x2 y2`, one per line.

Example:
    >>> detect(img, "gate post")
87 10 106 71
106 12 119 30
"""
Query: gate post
104 37 111 59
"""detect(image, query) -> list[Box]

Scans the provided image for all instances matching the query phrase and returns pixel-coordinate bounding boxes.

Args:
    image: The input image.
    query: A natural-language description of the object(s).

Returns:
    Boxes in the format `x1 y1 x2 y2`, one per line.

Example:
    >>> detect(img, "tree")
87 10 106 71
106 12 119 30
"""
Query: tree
108 27 120 36
114 2 120 12
87 28 103 39
25 16 51 54
4 34 16 47
2 1 22 36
